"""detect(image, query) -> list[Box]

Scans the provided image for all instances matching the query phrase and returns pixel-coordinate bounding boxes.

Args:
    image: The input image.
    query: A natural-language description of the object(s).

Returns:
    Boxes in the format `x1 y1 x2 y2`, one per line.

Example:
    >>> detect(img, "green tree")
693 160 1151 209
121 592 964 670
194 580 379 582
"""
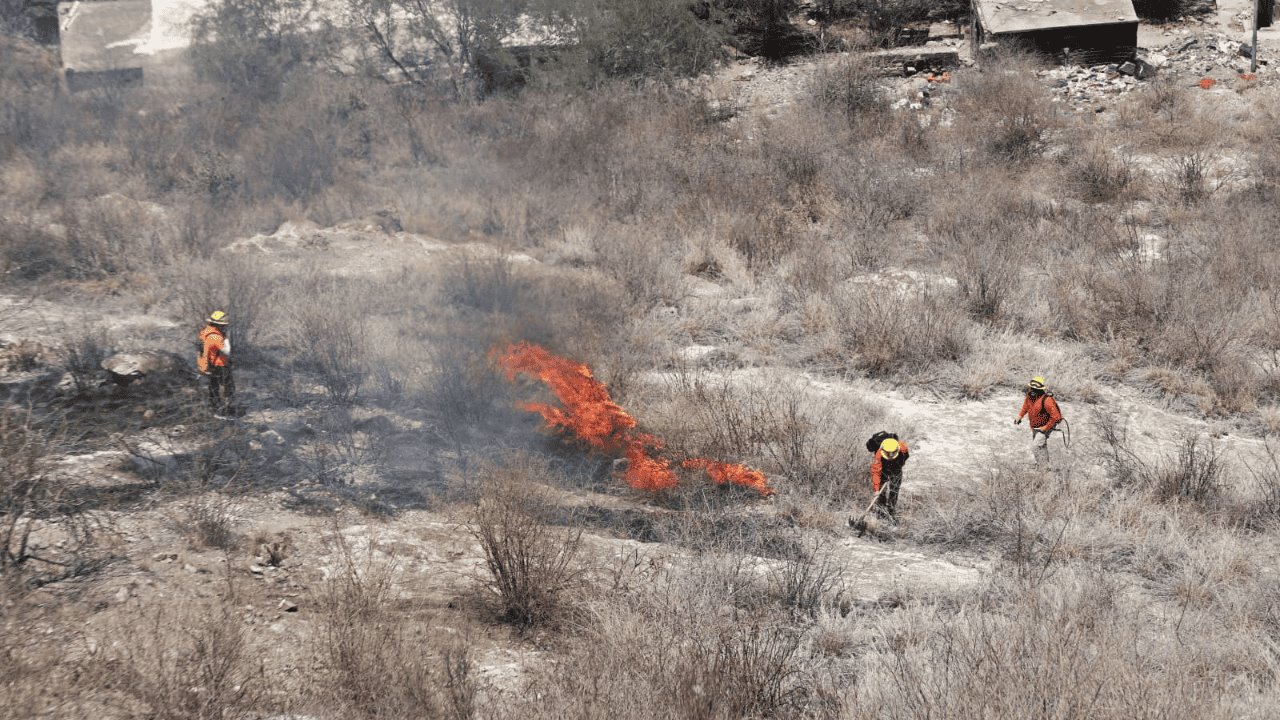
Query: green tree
569 0 724 79
348 0 538 97
189 0 337 101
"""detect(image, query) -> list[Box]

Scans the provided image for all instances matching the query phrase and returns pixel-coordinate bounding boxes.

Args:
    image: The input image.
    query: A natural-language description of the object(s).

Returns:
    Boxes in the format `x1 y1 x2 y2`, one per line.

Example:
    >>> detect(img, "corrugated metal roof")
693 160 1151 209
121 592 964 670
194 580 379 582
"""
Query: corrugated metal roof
974 0 1138 34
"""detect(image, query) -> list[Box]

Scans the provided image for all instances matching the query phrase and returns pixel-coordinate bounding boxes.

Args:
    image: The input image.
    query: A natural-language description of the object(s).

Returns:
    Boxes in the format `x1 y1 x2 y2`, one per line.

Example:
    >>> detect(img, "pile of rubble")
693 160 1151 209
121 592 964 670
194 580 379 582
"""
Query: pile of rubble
1147 29 1268 77
1037 26 1268 107
1039 61 1154 106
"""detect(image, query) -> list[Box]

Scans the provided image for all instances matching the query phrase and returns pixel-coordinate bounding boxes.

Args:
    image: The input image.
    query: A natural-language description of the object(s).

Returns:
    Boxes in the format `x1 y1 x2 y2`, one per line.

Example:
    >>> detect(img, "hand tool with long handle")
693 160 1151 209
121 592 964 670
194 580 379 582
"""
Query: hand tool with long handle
848 485 888 537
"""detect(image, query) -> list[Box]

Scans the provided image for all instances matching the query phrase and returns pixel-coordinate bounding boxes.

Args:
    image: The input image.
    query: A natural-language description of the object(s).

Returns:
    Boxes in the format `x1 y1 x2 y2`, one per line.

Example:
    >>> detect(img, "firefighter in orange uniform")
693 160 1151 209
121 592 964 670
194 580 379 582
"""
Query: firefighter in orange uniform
198 310 234 416
866 431 910 521
1015 376 1062 467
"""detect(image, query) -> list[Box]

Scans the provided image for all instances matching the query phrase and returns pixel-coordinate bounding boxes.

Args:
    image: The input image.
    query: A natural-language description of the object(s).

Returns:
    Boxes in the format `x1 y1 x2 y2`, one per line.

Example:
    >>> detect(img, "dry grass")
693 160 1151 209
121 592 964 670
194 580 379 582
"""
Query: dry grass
315 530 477 719
175 495 239 550
0 408 103 583
109 594 263 720
860 570 1238 720
499 549 840 720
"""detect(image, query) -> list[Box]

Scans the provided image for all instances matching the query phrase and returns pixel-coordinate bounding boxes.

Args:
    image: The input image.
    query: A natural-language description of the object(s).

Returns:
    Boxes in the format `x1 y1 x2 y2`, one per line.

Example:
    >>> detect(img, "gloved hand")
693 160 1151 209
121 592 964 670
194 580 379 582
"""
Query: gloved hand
1013 418 1022 425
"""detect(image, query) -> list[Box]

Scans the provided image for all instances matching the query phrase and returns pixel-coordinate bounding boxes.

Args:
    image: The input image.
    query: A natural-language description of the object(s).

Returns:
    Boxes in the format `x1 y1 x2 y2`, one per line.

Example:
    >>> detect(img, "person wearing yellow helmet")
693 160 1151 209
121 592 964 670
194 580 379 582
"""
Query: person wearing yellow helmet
1015 376 1062 467
864 430 910 521
198 310 234 416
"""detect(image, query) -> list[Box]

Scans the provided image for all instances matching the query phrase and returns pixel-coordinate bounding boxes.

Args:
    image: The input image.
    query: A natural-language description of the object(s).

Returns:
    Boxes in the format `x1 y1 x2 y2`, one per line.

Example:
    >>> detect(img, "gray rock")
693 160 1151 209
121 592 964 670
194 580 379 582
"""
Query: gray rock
101 350 186 387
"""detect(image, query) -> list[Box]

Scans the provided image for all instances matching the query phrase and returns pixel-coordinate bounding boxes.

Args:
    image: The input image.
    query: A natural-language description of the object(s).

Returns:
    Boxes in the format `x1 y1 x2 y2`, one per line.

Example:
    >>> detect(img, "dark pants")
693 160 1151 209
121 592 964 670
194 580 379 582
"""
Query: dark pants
875 470 903 520
208 365 234 414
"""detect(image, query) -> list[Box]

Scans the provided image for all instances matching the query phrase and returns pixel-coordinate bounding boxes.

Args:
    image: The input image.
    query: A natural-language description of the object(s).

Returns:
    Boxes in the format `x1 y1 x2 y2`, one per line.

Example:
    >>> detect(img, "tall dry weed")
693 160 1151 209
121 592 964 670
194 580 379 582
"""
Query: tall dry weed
470 457 585 628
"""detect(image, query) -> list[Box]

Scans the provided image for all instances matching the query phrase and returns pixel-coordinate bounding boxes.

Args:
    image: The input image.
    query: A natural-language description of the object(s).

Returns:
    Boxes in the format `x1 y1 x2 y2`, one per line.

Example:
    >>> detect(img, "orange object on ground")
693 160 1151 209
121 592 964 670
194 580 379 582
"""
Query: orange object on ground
198 325 229 374
1199 77 1216 89
1240 73 1257 82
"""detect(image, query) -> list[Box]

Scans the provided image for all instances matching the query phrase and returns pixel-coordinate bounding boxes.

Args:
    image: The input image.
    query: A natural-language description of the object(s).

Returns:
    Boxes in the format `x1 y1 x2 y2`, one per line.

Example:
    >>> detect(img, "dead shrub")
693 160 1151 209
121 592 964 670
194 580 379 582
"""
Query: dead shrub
768 540 847 620
828 156 919 252
909 464 1075 583
299 409 386 486
39 195 178 279
112 595 262 720
0 219 66 280
418 327 511 434
810 56 887 121
289 289 368 405
861 572 1232 719
755 391 873 499
712 201 799 270
257 532 292 567
175 254 275 363
1101 417 1224 506
589 224 685 309
1070 147 1141 203
927 198 1034 321
1146 436 1224 505
675 620 810 717
1241 439 1280 529
174 494 239 550
58 324 110 396
0 409 100 583
824 0 947 47
649 371 879 503
1167 151 1212 206
470 457 584 628
954 56 1054 162
316 531 477 719
819 285 971 376
0 581 72 717
502 563 828 720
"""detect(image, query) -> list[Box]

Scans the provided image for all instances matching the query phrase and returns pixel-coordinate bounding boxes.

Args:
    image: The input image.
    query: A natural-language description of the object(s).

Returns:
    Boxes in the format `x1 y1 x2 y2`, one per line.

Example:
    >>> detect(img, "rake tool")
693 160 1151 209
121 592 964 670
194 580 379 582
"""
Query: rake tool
848 484 888 537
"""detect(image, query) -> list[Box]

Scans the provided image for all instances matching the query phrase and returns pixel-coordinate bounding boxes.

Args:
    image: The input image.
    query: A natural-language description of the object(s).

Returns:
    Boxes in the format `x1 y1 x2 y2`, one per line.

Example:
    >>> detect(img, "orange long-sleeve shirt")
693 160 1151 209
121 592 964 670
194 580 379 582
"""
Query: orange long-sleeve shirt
1017 393 1062 432
871 440 910 493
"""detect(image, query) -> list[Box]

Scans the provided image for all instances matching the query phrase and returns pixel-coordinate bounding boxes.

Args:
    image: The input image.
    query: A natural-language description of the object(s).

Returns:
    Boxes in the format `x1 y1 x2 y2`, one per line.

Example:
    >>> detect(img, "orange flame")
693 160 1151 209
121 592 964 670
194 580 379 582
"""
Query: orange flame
495 342 774 496
680 458 773 496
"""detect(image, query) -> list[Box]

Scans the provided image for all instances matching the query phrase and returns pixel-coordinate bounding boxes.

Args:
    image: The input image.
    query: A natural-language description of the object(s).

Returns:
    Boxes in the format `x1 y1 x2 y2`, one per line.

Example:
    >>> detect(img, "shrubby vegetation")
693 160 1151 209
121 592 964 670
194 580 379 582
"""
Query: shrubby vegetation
5 0 1280 717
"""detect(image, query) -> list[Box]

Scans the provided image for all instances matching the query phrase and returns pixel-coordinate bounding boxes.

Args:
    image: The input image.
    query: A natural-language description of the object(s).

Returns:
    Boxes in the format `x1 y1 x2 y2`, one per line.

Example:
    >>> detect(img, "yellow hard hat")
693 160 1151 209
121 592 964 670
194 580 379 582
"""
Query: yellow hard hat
880 438 900 456
208 310 229 325
1028 376 1046 390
